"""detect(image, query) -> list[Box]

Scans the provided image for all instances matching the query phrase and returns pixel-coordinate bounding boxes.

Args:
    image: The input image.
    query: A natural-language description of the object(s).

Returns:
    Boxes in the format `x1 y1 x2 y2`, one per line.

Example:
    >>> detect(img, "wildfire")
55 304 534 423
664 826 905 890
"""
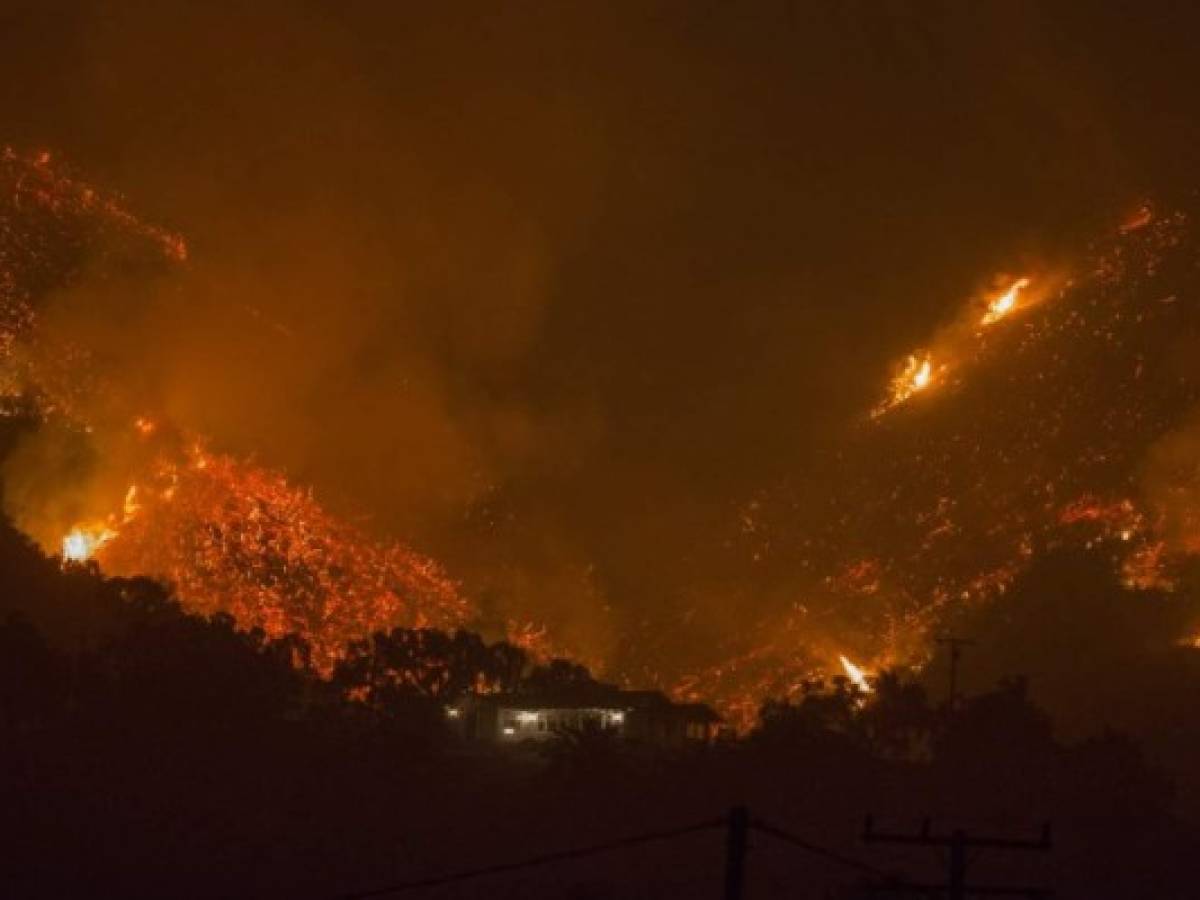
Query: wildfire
59 479 145 568
981 277 1031 326
872 275 1038 420
89 443 471 670
873 353 936 417
839 654 873 693
62 525 116 563
7 149 1200 729
700 213 1198 724
0 150 471 672
910 358 933 390
4 147 188 262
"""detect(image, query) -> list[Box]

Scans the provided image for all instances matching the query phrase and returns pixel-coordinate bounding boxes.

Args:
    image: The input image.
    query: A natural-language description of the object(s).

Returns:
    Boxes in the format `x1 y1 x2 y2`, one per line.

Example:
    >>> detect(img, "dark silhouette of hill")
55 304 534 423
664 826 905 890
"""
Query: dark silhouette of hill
931 544 1200 810
2 517 1200 898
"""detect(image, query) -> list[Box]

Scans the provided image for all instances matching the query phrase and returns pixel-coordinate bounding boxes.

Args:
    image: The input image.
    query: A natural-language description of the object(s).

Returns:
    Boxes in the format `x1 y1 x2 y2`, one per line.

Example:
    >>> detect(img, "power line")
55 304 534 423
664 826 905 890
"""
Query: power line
751 817 938 900
750 817 902 882
862 817 1052 899
338 808 1040 900
337 816 724 899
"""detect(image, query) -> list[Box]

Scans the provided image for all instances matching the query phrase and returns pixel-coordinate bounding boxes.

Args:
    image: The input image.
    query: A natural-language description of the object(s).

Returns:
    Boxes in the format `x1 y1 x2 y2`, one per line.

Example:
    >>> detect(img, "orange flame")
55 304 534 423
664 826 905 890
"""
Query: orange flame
839 654 873 693
873 353 937 418
981 277 1031 326
62 525 116 563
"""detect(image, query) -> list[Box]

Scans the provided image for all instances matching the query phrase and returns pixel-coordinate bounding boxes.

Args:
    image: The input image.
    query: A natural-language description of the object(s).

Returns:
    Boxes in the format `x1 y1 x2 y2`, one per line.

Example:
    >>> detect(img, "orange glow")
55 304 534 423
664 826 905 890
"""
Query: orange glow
92 444 470 671
981 277 1031 326
122 485 141 517
1120 204 1154 234
839 655 873 693
7 146 188 262
62 525 116 563
874 353 936 417
7 147 1200 731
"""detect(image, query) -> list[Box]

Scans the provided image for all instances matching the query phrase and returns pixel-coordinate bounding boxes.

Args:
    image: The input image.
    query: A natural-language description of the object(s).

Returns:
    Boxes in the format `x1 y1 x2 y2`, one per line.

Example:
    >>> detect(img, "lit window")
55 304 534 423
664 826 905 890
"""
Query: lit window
502 726 515 736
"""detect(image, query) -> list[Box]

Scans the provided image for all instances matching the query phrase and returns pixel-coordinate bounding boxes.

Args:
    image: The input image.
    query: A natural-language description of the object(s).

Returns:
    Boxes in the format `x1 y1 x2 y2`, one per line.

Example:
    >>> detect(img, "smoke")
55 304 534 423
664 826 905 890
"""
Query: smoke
2 2 1200 686
1143 427 1200 558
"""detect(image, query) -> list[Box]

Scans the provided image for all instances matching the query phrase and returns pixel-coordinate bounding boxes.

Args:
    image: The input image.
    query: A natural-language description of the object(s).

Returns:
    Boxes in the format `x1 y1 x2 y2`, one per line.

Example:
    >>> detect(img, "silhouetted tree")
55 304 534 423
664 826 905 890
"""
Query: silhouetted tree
521 658 613 701
858 669 934 759
0 612 65 730
332 627 529 722
91 603 304 731
753 681 865 753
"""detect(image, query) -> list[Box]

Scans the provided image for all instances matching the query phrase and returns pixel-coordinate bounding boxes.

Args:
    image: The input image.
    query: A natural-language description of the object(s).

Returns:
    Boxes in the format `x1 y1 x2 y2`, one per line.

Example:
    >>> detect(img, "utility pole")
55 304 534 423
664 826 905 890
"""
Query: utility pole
724 806 749 900
935 636 975 710
862 817 1051 899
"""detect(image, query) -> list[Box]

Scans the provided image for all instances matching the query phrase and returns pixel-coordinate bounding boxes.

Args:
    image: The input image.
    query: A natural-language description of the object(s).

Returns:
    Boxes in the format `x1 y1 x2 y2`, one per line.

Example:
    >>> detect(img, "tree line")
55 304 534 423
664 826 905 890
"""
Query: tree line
2 516 1199 899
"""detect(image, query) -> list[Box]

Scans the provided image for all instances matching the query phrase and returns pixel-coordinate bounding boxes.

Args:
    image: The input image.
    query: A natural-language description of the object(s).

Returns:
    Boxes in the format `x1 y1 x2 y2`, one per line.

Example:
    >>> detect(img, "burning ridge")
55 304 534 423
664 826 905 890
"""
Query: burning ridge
676 204 1200 725
0 149 471 668
6 149 1200 726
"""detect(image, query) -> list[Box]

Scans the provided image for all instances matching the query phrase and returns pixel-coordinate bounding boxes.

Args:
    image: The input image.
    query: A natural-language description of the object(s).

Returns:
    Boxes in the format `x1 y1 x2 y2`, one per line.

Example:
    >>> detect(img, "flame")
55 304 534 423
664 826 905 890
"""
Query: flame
62 525 116 563
8 150 1200 729
838 654 873 693
911 357 932 390
981 277 1031 326
93 444 470 670
874 353 936 417
60 483 143 566
9 146 188 261
1120 204 1153 234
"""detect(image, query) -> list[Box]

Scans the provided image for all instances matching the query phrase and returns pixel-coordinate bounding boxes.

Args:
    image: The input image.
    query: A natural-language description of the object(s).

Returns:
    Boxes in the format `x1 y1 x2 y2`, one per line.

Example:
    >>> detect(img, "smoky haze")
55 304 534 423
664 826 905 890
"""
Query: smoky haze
2 2 1199 675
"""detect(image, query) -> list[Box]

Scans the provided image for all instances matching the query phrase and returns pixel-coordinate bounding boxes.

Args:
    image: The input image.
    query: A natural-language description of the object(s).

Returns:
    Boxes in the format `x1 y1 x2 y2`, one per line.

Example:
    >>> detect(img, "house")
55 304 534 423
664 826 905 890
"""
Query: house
447 687 721 749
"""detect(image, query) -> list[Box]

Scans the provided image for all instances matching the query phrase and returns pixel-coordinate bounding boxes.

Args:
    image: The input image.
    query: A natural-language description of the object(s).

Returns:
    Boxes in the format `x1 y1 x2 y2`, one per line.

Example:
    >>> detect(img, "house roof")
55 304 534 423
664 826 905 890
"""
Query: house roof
488 695 626 711
467 689 721 721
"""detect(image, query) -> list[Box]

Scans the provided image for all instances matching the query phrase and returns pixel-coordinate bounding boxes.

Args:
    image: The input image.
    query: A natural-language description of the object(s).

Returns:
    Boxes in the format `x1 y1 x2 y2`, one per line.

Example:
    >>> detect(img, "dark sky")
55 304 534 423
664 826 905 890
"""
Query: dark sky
3 1 1200 668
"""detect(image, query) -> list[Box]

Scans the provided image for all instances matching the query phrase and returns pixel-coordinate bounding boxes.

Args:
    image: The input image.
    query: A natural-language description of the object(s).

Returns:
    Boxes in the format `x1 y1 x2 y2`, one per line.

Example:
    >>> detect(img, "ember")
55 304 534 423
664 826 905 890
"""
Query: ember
1 150 471 671
874 353 937 417
5 146 1200 727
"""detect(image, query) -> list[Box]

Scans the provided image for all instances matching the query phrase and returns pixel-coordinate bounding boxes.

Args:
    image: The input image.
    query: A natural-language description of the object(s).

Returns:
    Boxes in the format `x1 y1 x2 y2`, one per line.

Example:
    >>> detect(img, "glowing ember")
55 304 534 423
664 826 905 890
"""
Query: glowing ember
3 147 188 262
693 212 1197 724
6 149 1200 728
93 444 471 670
981 276 1031 326
874 353 936 417
0 151 470 670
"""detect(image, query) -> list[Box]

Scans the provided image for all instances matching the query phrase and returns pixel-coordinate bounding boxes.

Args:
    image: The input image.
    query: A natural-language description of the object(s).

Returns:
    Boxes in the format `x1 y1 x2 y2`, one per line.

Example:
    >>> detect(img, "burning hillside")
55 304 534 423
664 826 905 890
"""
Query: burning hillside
5 147 1200 726
675 203 1200 724
98 439 467 670
0 149 470 668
